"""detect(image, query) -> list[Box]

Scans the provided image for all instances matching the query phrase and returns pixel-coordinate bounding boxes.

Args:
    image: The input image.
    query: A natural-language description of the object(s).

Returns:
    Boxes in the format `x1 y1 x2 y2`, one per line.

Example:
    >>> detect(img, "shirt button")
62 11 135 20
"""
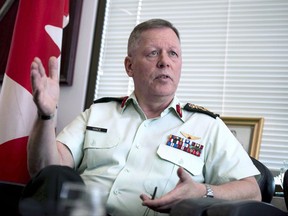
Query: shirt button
114 189 119 195
143 121 149 127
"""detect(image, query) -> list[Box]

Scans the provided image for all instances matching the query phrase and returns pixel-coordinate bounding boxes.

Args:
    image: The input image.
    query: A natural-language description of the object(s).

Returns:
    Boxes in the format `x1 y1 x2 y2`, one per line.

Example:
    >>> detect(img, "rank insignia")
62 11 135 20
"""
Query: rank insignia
183 103 219 119
166 134 204 157
180 131 200 140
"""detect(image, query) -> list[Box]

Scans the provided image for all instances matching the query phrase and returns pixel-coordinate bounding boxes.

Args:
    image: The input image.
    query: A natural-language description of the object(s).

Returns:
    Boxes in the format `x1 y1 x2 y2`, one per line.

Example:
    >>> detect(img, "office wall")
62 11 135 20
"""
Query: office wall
56 0 99 133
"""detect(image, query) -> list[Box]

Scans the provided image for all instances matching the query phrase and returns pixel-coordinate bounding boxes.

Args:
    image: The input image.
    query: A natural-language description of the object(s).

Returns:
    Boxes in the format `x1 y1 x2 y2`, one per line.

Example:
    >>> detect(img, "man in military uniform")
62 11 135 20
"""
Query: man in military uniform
26 19 261 216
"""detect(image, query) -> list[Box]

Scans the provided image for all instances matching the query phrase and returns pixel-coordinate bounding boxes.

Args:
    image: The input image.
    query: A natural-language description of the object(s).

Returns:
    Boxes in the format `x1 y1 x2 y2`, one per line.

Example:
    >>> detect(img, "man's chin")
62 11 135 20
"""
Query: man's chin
153 90 175 98
154 86 177 95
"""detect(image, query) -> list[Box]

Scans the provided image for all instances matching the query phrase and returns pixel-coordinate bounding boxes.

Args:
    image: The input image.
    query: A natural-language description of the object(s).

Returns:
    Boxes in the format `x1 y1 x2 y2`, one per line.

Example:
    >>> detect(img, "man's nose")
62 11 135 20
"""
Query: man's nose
157 53 170 68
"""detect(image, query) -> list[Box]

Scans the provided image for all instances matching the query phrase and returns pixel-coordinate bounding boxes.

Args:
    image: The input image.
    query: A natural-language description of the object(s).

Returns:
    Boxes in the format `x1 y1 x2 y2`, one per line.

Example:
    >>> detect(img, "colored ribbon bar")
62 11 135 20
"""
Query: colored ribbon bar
166 134 203 157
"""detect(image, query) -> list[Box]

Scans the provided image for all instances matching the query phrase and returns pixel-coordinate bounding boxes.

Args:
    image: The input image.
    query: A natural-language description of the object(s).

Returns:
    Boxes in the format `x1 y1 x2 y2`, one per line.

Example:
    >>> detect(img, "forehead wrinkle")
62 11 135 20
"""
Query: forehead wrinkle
129 28 181 56
140 35 181 52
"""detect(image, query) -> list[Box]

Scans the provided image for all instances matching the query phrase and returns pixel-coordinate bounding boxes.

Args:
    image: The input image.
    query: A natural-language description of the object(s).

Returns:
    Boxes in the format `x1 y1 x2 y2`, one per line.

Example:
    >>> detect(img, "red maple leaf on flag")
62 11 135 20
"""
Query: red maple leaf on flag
0 0 69 184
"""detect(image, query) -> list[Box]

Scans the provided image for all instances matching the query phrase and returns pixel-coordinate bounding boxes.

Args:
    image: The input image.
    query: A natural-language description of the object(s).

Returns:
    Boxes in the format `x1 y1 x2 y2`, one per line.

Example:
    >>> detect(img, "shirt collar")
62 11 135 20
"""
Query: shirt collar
120 92 138 113
120 92 184 121
166 96 184 121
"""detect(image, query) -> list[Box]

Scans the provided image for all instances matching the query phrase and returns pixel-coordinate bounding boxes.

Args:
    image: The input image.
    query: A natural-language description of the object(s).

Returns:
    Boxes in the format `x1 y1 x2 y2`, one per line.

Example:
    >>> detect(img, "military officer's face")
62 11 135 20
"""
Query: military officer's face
125 27 182 101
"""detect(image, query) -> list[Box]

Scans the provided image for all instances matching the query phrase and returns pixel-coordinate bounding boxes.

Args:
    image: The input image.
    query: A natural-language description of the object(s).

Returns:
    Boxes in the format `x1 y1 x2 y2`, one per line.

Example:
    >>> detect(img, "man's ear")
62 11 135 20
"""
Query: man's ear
124 56 133 77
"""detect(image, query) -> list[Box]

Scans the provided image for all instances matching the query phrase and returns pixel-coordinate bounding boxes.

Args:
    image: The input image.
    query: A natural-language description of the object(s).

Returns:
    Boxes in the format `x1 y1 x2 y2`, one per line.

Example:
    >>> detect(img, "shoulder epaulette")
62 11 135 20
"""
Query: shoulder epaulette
93 96 128 104
183 103 219 119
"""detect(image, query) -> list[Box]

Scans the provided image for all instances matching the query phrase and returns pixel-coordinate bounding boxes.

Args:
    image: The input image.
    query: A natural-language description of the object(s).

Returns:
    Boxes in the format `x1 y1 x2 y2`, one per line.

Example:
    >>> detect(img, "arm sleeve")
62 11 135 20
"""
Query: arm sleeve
56 109 90 168
204 117 260 185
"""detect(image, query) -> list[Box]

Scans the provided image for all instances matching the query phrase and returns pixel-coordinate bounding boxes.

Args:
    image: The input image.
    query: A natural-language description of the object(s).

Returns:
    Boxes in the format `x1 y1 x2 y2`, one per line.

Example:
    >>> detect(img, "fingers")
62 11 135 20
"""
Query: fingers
49 56 59 81
140 194 174 213
30 57 43 94
30 56 60 114
31 57 46 77
140 167 194 213
140 190 176 212
140 194 150 202
177 167 190 183
30 56 59 79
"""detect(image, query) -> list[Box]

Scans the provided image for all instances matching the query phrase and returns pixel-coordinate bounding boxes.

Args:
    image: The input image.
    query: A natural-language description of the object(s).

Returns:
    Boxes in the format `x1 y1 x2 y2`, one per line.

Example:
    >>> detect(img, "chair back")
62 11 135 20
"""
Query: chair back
250 157 275 203
283 169 288 211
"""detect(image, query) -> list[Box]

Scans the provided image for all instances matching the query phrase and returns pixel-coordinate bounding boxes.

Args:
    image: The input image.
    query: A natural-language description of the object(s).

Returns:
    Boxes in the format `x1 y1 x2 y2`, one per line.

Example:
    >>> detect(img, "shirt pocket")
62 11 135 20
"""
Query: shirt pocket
157 142 204 176
83 127 121 171
84 126 120 149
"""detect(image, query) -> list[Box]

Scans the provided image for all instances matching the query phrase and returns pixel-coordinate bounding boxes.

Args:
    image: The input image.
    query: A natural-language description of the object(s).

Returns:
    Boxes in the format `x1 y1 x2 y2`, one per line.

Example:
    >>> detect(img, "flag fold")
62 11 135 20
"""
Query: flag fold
0 0 69 184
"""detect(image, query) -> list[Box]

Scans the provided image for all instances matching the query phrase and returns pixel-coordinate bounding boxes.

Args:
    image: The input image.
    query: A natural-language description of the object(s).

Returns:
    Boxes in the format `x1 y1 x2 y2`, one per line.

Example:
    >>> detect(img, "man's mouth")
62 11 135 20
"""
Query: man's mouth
156 75 171 80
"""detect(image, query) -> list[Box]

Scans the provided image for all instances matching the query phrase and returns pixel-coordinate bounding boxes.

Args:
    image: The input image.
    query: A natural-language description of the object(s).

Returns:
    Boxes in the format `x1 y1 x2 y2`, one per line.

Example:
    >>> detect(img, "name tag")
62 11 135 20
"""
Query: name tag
86 126 108 133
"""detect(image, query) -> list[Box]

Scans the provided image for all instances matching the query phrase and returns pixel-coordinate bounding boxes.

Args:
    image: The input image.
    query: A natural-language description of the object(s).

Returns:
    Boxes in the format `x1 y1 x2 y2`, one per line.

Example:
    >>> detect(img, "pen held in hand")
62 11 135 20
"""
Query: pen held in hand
151 186 157 200
142 186 158 216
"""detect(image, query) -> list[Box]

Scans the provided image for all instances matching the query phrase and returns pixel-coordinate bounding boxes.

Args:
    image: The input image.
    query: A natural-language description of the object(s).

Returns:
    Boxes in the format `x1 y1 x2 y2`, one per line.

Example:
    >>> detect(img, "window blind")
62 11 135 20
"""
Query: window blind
94 0 288 171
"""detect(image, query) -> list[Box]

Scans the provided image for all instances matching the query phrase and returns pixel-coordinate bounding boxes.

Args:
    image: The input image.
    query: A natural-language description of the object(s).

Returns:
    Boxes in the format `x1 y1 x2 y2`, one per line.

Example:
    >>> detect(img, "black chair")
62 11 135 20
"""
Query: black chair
250 156 275 203
284 169 288 211
0 181 25 215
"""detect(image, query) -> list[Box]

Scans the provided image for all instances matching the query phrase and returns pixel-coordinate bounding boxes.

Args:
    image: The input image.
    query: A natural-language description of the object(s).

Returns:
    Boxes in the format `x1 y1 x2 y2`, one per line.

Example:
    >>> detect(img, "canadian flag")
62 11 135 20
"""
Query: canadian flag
0 0 69 184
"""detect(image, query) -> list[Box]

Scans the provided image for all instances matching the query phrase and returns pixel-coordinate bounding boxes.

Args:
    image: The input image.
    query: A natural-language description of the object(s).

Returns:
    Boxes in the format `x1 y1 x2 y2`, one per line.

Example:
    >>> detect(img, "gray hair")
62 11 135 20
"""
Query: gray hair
127 19 180 56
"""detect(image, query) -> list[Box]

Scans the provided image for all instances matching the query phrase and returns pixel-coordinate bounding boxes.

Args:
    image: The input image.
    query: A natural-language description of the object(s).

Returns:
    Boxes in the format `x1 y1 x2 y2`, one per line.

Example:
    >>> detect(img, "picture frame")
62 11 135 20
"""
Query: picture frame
221 117 264 159
0 0 83 85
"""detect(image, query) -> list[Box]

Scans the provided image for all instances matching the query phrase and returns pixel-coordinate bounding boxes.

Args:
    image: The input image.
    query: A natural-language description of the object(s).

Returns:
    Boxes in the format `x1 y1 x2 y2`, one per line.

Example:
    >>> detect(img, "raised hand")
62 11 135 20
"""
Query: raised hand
30 56 60 116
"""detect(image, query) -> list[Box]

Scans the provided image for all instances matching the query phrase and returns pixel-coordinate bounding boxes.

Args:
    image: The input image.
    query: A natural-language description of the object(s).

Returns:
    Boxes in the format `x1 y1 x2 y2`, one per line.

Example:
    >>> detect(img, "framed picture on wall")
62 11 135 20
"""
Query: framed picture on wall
221 117 264 159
